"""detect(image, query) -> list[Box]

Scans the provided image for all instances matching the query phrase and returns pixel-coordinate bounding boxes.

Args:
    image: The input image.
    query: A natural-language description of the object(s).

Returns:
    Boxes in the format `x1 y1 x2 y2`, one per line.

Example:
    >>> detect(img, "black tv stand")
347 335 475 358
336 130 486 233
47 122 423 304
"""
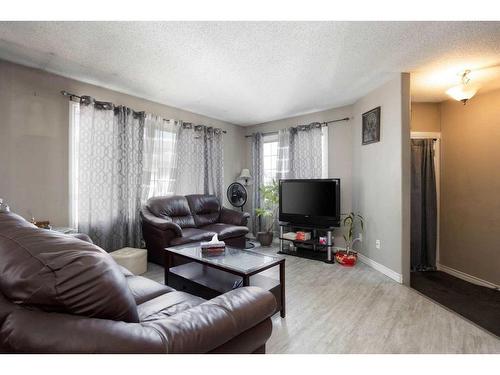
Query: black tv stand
278 222 335 263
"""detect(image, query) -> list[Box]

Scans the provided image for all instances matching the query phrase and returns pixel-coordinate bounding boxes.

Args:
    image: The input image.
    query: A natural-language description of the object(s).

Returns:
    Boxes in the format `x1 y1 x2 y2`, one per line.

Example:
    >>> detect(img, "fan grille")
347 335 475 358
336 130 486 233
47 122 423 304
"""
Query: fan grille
227 182 247 208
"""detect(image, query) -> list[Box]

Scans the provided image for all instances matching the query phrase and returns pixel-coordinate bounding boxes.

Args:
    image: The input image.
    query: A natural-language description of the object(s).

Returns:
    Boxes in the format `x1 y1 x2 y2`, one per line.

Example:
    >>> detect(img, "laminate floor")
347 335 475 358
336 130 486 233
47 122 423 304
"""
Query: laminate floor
143 245 500 354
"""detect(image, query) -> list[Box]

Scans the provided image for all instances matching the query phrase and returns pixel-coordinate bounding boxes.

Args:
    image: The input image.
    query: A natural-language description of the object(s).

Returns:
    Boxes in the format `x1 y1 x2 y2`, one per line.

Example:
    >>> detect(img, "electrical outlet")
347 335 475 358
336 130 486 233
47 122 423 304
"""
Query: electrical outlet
375 240 381 249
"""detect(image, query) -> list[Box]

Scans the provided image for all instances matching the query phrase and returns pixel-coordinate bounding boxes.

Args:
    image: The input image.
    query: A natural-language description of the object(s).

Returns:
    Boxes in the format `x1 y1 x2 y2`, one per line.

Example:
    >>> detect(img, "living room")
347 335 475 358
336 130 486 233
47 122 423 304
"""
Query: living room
1 1 499 372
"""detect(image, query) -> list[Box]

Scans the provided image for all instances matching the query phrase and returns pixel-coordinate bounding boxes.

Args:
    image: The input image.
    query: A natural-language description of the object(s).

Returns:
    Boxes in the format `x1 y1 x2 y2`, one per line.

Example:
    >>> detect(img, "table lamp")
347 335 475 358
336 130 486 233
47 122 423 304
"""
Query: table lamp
238 169 252 186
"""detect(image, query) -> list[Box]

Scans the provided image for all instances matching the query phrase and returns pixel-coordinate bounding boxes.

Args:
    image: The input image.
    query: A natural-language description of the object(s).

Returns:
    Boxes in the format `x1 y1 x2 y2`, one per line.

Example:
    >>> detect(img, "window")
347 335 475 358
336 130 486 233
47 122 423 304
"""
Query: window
142 124 178 199
261 128 329 184
262 134 279 185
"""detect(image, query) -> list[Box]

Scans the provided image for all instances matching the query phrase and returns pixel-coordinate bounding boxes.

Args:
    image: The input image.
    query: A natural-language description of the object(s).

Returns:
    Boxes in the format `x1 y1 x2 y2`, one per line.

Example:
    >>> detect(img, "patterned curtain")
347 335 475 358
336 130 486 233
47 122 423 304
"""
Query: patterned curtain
142 116 180 201
174 124 224 201
205 127 224 200
292 123 323 178
277 128 294 180
75 97 225 250
251 132 263 235
77 97 144 251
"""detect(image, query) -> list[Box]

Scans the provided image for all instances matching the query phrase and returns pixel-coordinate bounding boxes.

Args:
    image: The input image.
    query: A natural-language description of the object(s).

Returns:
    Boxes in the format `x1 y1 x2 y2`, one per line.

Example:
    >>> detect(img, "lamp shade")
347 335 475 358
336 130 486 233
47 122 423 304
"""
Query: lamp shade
445 70 479 105
446 84 478 104
238 169 252 180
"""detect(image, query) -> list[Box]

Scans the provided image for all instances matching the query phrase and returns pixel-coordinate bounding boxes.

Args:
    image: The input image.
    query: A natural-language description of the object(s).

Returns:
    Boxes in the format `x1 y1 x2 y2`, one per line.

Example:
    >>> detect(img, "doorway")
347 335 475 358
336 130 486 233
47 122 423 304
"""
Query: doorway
409 132 440 271
409 132 500 336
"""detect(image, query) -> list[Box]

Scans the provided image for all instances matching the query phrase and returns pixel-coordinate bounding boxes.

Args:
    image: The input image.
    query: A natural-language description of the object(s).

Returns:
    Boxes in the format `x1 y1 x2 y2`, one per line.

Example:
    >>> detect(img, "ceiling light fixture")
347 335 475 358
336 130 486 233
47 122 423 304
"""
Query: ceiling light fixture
445 70 478 105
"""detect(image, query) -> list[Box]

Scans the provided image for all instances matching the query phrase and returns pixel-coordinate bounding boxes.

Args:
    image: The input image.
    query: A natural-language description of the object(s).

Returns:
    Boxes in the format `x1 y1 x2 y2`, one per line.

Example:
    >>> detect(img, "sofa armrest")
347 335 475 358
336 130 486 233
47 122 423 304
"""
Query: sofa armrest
144 286 276 353
140 208 182 236
220 207 250 226
0 310 165 353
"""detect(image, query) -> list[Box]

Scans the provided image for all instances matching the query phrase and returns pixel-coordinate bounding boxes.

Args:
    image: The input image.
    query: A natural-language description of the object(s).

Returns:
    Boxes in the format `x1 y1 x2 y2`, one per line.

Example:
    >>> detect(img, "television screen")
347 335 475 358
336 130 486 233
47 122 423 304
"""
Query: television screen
279 179 340 227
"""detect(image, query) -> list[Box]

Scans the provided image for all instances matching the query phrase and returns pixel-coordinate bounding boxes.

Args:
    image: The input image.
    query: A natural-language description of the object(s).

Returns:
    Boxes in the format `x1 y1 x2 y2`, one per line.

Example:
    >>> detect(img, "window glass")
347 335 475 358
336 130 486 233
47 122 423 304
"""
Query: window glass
262 134 278 185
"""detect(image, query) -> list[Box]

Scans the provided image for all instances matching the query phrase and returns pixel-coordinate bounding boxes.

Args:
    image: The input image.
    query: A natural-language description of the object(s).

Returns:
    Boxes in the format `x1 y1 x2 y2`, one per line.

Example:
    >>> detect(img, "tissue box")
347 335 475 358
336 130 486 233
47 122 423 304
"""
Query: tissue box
201 241 225 250
201 234 226 255
201 247 226 256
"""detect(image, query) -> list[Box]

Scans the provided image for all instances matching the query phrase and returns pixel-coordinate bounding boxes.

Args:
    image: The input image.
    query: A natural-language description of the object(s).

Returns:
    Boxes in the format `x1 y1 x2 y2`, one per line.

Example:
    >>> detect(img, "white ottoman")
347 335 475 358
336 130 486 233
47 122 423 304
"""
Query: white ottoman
110 247 148 275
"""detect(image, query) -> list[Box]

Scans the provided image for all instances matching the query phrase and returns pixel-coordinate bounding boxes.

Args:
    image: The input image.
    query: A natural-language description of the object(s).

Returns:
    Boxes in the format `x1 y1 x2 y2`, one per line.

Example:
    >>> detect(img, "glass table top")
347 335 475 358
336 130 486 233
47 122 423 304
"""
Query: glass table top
165 244 283 275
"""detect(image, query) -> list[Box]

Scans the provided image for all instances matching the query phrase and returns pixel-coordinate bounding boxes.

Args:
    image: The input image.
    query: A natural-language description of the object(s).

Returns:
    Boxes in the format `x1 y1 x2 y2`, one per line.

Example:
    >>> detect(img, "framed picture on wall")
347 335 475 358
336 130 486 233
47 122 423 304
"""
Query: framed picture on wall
362 106 381 145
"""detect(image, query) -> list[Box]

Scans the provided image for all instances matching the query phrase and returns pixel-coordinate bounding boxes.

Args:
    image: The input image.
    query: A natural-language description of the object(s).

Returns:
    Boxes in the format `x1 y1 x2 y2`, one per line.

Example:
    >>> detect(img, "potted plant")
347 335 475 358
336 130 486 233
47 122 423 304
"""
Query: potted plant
255 180 279 246
335 212 364 266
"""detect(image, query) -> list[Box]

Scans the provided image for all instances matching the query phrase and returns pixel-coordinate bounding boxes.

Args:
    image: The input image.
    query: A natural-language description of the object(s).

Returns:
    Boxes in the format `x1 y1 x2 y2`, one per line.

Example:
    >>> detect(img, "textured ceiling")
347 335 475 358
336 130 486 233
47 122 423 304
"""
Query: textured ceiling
1 22 499 125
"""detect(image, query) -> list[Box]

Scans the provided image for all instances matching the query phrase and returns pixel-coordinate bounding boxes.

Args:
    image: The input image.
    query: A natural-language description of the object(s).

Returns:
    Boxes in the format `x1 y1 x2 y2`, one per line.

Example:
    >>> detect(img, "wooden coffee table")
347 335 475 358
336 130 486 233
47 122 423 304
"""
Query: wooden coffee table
164 243 286 318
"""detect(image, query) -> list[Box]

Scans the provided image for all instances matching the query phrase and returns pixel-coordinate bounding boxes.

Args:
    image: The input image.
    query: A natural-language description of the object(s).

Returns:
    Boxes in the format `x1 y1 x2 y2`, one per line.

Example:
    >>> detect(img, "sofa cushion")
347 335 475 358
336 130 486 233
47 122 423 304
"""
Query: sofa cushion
186 195 220 227
170 228 216 246
137 292 205 322
0 212 139 323
200 223 249 240
125 275 175 305
146 196 196 228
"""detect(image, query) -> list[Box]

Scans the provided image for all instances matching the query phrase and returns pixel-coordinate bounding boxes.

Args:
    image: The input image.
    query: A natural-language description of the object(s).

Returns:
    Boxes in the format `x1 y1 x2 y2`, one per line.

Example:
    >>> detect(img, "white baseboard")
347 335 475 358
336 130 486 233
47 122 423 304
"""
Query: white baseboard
355 252 403 284
437 263 499 290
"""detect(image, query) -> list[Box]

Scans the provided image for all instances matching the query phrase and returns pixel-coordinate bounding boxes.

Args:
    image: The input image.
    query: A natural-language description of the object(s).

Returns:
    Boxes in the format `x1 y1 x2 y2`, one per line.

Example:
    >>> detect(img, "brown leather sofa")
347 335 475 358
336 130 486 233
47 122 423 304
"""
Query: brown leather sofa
141 194 250 265
0 212 275 353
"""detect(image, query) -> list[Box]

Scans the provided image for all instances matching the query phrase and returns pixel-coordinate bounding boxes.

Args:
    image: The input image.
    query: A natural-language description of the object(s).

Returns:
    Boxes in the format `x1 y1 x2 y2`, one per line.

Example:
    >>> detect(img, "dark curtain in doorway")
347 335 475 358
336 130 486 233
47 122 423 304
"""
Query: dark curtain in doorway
411 139 437 271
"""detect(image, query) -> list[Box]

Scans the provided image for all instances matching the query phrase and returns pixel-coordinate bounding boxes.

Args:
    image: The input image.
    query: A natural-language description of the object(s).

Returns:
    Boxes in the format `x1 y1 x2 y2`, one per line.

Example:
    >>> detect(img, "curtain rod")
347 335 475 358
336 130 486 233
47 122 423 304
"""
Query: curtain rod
60 90 227 134
244 117 350 138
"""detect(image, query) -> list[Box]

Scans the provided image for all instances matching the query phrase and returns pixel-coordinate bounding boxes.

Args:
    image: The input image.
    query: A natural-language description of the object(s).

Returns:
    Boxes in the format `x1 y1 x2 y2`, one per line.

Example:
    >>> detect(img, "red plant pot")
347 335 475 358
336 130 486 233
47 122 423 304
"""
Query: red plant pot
335 250 358 266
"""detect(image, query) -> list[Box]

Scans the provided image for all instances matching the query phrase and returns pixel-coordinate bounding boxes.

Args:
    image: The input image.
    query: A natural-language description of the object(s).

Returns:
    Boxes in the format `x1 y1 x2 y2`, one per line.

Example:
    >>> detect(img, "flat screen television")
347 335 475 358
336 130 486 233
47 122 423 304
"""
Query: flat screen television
279 179 341 228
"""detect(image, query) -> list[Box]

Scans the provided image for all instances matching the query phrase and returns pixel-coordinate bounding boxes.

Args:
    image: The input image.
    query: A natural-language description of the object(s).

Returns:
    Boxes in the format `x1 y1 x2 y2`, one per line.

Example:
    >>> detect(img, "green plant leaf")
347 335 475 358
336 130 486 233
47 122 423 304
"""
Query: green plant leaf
255 180 279 231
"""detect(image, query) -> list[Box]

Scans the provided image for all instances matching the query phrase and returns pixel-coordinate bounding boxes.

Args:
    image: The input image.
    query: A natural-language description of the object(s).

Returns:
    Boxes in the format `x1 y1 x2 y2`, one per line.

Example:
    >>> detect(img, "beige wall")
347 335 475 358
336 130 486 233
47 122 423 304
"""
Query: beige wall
352 73 411 280
0 60 245 226
243 105 353 244
243 74 412 279
439 89 500 286
0 58 412 280
411 102 441 132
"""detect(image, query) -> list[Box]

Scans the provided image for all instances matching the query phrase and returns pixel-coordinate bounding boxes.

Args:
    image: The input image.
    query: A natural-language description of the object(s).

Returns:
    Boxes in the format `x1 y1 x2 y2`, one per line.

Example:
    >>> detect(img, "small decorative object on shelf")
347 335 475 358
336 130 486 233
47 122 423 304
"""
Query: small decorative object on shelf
201 234 226 255
296 231 311 241
0 198 10 213
282 232 297 241
30 217 52 230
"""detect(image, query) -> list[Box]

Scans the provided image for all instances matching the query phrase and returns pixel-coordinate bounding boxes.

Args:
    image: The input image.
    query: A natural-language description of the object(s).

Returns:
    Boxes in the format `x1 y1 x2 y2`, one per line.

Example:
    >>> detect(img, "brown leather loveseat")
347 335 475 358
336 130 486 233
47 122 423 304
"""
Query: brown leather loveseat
141 194 250 264
0 212 275 353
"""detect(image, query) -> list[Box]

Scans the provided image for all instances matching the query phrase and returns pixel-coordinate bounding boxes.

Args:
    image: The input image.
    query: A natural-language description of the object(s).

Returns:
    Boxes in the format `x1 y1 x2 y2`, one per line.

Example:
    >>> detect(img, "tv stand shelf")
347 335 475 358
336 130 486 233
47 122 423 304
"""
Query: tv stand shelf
279 237 328 249
278 222 335 263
